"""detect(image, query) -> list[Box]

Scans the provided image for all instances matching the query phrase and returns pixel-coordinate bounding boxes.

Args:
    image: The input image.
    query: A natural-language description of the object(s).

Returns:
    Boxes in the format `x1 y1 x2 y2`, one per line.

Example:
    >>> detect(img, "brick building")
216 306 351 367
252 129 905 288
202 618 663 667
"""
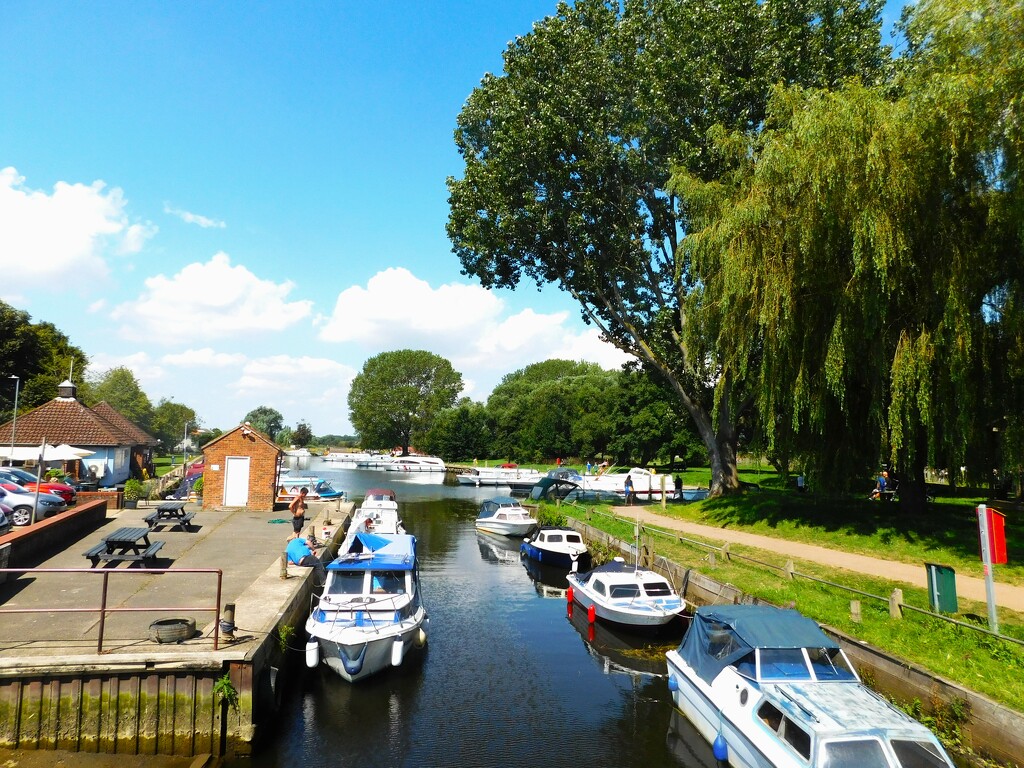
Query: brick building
200 424 282 510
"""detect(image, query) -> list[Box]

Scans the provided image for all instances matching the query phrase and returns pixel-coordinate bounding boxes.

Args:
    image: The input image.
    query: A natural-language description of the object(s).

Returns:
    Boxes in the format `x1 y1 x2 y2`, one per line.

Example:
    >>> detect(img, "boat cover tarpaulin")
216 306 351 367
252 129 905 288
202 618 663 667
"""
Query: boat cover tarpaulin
328 532 417 571
678 604 839 685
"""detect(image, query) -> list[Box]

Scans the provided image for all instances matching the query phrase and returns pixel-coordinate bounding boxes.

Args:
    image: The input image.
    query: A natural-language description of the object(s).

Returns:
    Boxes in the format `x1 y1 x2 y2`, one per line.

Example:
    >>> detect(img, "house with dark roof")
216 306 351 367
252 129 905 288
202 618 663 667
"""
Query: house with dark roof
0 380 158 487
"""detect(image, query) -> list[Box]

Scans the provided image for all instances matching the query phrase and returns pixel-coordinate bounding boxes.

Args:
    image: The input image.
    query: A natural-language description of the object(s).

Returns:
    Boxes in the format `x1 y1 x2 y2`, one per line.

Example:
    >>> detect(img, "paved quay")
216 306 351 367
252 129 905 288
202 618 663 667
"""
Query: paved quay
623 504 1024 613
0 498 349 661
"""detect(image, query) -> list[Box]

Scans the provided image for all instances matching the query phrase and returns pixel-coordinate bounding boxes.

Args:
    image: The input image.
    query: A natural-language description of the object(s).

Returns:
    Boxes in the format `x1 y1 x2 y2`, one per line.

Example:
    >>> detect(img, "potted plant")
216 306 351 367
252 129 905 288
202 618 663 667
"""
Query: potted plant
192 475 204 502
123 478 144 509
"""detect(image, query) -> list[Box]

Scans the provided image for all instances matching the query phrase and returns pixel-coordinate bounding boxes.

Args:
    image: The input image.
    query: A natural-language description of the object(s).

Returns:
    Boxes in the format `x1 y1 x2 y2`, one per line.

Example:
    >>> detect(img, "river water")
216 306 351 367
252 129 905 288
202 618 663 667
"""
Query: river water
227 463 717 768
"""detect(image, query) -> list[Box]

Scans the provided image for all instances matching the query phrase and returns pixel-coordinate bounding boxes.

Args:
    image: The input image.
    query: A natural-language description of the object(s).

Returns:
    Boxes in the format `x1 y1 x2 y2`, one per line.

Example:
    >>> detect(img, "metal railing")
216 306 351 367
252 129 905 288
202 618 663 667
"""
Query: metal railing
576 505 1024 648
0 567 223 654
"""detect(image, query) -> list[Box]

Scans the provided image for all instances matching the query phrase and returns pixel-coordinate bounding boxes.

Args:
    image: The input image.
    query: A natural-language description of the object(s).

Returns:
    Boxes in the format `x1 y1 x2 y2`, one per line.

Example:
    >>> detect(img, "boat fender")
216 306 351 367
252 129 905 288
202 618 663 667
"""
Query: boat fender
566 586 574 604
587 604 596 624
305 639 319 669
391 637 405 667
667 675 678 692
713 732 728 762
414 627 427 648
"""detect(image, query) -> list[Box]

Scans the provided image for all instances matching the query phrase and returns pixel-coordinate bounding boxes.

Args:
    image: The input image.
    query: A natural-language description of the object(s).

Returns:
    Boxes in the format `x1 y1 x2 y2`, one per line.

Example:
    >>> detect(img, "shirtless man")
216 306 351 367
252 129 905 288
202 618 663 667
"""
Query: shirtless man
289 487 309 539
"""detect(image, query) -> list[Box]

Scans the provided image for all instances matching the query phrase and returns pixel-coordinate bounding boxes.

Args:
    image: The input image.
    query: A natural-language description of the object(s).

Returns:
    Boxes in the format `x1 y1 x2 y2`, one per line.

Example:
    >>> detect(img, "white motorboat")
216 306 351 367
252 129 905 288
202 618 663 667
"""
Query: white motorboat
343 488 404 540
520 526 591 572
583 466 671 500
305 531 428 683
384 455 446 473
276 475 348 505
566 557 686 628
457 465 542 487
665 604 956 768
473 495 538 537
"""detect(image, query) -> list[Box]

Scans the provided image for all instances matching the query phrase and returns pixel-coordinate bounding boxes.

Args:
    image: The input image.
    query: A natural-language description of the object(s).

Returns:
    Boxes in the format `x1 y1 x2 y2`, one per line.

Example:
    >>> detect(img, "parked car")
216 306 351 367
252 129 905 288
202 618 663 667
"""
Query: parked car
0 467 77 504
0 485 68 526
0 502 12 536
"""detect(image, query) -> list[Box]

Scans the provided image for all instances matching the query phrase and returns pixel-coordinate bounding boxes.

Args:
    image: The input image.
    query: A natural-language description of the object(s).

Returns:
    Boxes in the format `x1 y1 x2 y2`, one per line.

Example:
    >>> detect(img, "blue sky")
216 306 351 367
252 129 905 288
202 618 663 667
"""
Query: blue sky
0 1 906 436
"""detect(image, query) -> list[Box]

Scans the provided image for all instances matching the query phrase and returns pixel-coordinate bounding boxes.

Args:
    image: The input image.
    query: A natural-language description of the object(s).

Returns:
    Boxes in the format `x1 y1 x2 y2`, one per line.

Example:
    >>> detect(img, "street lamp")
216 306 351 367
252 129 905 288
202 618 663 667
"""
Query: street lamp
183 421 190 469
8 375 18 467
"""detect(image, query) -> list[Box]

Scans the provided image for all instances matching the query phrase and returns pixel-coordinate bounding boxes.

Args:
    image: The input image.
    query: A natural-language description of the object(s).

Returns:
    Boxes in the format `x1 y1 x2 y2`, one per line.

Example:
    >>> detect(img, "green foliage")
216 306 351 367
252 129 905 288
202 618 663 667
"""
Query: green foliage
213 672 239 711
150 399 197 452
348 350 463 454
292 421 313 447
447 0 889 495
122 478 144 501
84 367 154 429
192 475 204 496
276 623 295 654
420 399 492 461
242 406 284 440
535 505 567 527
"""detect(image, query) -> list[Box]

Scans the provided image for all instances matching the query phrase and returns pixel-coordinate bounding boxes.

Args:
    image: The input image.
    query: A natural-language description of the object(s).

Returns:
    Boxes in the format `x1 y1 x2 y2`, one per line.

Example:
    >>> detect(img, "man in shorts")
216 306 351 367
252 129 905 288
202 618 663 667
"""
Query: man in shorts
289 487 309 539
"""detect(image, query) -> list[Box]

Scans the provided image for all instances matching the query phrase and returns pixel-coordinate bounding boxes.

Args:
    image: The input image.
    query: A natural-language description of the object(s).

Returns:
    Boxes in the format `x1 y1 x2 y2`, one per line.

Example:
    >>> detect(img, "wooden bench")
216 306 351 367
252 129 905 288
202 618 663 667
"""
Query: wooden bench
144 509 197 531
83 540 164 567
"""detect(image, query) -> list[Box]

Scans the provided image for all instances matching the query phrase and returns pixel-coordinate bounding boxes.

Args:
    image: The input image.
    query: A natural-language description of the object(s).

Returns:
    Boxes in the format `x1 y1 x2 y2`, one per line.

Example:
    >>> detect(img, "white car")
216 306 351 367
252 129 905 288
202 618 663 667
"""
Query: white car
0 485 68 526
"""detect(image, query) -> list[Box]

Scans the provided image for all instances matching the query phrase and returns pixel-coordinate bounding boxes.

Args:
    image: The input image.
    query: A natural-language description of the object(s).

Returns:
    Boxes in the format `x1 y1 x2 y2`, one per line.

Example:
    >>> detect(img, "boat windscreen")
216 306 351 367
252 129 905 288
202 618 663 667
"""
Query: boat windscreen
819 739 889 767
890 739 952 768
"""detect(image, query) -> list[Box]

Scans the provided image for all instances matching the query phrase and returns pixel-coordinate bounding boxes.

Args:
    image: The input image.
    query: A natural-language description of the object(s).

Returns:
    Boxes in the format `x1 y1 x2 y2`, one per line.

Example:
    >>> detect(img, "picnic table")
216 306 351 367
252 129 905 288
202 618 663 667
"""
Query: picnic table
144 501 196 531
83 526 165 567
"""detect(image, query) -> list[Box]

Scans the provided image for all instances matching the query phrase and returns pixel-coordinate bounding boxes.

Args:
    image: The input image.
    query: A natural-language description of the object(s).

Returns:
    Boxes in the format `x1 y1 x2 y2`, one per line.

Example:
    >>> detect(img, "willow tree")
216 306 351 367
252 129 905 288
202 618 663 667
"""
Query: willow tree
448 0 887 495
673 0 1023 501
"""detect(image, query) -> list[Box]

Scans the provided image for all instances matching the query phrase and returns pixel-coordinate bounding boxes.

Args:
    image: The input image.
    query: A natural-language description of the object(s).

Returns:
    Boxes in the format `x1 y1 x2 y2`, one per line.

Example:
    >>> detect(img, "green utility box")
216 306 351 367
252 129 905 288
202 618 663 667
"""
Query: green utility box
925 563 958 613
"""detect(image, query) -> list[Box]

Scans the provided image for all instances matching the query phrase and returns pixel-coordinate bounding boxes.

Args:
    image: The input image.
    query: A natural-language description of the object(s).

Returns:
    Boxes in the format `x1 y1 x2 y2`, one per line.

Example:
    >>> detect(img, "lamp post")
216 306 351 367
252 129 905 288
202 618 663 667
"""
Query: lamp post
8 375 18 467
183 421 190 470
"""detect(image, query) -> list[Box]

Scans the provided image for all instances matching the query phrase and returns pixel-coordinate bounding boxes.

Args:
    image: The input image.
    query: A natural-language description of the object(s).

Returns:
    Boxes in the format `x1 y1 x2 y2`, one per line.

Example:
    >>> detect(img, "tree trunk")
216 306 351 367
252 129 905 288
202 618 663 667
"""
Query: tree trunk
898 426 929 517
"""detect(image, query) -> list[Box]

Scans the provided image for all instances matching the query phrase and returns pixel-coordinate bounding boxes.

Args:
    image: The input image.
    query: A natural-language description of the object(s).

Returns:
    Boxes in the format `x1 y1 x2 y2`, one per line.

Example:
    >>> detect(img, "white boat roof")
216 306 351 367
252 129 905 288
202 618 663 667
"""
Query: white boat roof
766 680 928 738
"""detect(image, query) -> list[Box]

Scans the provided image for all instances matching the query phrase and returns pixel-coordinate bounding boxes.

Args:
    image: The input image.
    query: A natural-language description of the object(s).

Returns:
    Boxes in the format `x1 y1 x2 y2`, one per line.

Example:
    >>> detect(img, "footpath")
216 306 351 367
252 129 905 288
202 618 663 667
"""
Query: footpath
623 505 1024 614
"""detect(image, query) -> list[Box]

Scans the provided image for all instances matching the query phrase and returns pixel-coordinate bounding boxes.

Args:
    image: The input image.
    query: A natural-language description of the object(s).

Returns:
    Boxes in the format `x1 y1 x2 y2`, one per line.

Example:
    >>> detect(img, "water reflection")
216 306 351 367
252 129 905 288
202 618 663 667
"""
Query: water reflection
227 482 700 767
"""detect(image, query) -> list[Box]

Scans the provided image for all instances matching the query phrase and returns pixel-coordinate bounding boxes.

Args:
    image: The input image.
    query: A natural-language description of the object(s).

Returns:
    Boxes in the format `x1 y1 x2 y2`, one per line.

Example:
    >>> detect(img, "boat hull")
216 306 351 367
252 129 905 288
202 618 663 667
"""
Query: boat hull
475 520 535 537
566 578 683 628
520 541 591 571
310 612 427 684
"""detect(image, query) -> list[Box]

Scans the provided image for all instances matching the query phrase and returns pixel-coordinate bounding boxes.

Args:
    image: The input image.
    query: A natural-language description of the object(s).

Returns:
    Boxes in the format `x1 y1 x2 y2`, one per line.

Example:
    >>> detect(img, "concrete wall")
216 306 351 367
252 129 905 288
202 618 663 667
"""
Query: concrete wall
0 499 108 568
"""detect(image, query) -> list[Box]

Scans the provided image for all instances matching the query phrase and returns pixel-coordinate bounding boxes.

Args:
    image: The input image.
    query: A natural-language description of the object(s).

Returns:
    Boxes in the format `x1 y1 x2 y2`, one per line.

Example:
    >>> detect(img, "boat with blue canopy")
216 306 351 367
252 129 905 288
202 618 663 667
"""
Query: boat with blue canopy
665 604 955 768
304 531 428 683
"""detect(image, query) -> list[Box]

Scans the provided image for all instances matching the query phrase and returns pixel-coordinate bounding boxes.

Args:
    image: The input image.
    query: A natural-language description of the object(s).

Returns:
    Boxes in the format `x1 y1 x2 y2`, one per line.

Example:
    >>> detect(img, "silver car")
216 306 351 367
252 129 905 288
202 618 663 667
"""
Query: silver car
0 502 12 536
0 485 68 526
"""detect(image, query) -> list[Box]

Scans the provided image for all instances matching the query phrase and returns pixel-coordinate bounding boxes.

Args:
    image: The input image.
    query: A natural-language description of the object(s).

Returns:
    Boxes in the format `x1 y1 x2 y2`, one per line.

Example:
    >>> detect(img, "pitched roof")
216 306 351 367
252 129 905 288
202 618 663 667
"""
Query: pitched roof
201 423 282 455
0 397 144 448
91 401 159 446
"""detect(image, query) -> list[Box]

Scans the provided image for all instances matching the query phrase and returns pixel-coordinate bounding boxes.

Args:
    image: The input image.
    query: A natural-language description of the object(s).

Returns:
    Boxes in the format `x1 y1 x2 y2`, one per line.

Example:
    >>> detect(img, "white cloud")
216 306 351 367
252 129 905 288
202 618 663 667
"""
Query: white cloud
162 348 247 368
110 252 313 341
231 355 356 430
88 299 107 313
0 167 155 278
163 204 226 229
86 351 165 385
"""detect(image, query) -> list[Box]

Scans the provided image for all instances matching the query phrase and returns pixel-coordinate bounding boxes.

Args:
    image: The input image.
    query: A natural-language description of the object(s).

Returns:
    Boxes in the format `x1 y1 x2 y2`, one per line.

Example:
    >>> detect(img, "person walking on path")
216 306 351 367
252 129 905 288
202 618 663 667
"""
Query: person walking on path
624 474 635 505
289 487 309 540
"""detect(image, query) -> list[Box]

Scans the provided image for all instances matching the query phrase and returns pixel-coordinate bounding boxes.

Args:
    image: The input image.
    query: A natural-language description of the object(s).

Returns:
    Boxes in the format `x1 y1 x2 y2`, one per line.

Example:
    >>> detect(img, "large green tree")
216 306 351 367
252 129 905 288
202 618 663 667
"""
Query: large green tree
150 399 198 452
672 0 1023 502
447 0 888 495
242 406 284 441
84 366 154 429
348 350 463 455
420 399 492 461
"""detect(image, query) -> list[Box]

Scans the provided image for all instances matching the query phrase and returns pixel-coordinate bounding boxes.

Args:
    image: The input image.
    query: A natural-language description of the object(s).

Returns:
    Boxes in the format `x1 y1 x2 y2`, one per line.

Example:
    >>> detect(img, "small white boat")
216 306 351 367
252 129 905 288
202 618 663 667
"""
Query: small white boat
583 467 672 500
473 496 538 537
344 488 404 540
276 475 347 505
305 531 428 683
566 558 686 628
678 487 710 502
520 526 591 572
665 604 956 768
457 465 542 487
384 455 446 473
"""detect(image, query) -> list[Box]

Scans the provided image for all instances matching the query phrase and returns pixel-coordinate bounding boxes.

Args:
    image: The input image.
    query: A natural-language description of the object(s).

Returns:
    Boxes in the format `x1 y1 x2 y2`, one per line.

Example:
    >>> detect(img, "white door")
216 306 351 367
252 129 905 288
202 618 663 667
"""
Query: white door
223 456 251 506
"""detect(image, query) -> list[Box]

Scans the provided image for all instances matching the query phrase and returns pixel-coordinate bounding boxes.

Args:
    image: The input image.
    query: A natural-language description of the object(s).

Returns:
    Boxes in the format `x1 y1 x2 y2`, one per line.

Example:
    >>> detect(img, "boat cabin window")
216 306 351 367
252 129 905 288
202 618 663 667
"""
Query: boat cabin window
565 534 582 543
547 533 563 542
371 571 406 594
781 717 811 760
609 584 641 598
757 701 784 732
643 580 673 596
759 648 812 680
593 579 607 596
820 739 888 767
807 647 857 681
890 738 951 768
327 572 365 596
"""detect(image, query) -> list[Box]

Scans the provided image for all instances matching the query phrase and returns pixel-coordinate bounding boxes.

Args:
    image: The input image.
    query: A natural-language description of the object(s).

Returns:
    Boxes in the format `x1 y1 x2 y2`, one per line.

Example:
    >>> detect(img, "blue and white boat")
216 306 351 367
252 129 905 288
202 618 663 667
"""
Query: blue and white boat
304 531 428 683
566 558 685 628
276 474 347 505
520 526 591 572
665 604 956 768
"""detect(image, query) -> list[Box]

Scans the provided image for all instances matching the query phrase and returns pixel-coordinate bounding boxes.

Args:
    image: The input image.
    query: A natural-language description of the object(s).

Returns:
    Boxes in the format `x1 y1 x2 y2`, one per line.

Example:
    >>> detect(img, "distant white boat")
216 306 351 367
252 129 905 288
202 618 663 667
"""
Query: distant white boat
566 558 685 628
384 455 446 473
457 465 542 487
284 448 313 457
474 496 537 537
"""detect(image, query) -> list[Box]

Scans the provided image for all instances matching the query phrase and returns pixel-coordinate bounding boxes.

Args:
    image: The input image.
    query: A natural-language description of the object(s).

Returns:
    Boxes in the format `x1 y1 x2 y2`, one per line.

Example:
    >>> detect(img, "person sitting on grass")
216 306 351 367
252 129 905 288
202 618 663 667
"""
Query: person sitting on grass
870 471 888 500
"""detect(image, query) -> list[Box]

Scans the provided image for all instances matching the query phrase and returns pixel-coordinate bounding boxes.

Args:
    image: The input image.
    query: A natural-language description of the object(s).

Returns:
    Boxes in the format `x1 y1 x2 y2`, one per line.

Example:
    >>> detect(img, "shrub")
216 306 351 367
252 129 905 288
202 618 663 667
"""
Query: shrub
123 478 144 501
193 475 204 496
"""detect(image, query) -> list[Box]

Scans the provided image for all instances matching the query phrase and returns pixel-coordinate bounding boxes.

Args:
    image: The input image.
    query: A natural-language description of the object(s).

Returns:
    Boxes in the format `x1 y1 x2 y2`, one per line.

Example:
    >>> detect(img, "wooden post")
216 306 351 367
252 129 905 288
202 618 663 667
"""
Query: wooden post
660 475 667 509
785 560 795 580
889 588 904 619
708 550 716 567
721 543 730 561
851 600 862 623
280 552 289 579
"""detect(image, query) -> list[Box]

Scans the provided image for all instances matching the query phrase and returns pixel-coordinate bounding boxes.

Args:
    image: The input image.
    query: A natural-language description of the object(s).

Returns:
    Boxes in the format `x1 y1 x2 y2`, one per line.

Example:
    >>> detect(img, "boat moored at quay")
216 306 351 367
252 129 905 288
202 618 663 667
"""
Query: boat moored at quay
665 604 957 768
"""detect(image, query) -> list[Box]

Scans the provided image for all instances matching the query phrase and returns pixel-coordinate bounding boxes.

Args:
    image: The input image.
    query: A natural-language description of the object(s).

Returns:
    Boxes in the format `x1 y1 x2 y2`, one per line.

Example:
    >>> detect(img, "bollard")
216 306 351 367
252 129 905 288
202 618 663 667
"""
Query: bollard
889 588 904 619
280 552 289 579
221 602 236 639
